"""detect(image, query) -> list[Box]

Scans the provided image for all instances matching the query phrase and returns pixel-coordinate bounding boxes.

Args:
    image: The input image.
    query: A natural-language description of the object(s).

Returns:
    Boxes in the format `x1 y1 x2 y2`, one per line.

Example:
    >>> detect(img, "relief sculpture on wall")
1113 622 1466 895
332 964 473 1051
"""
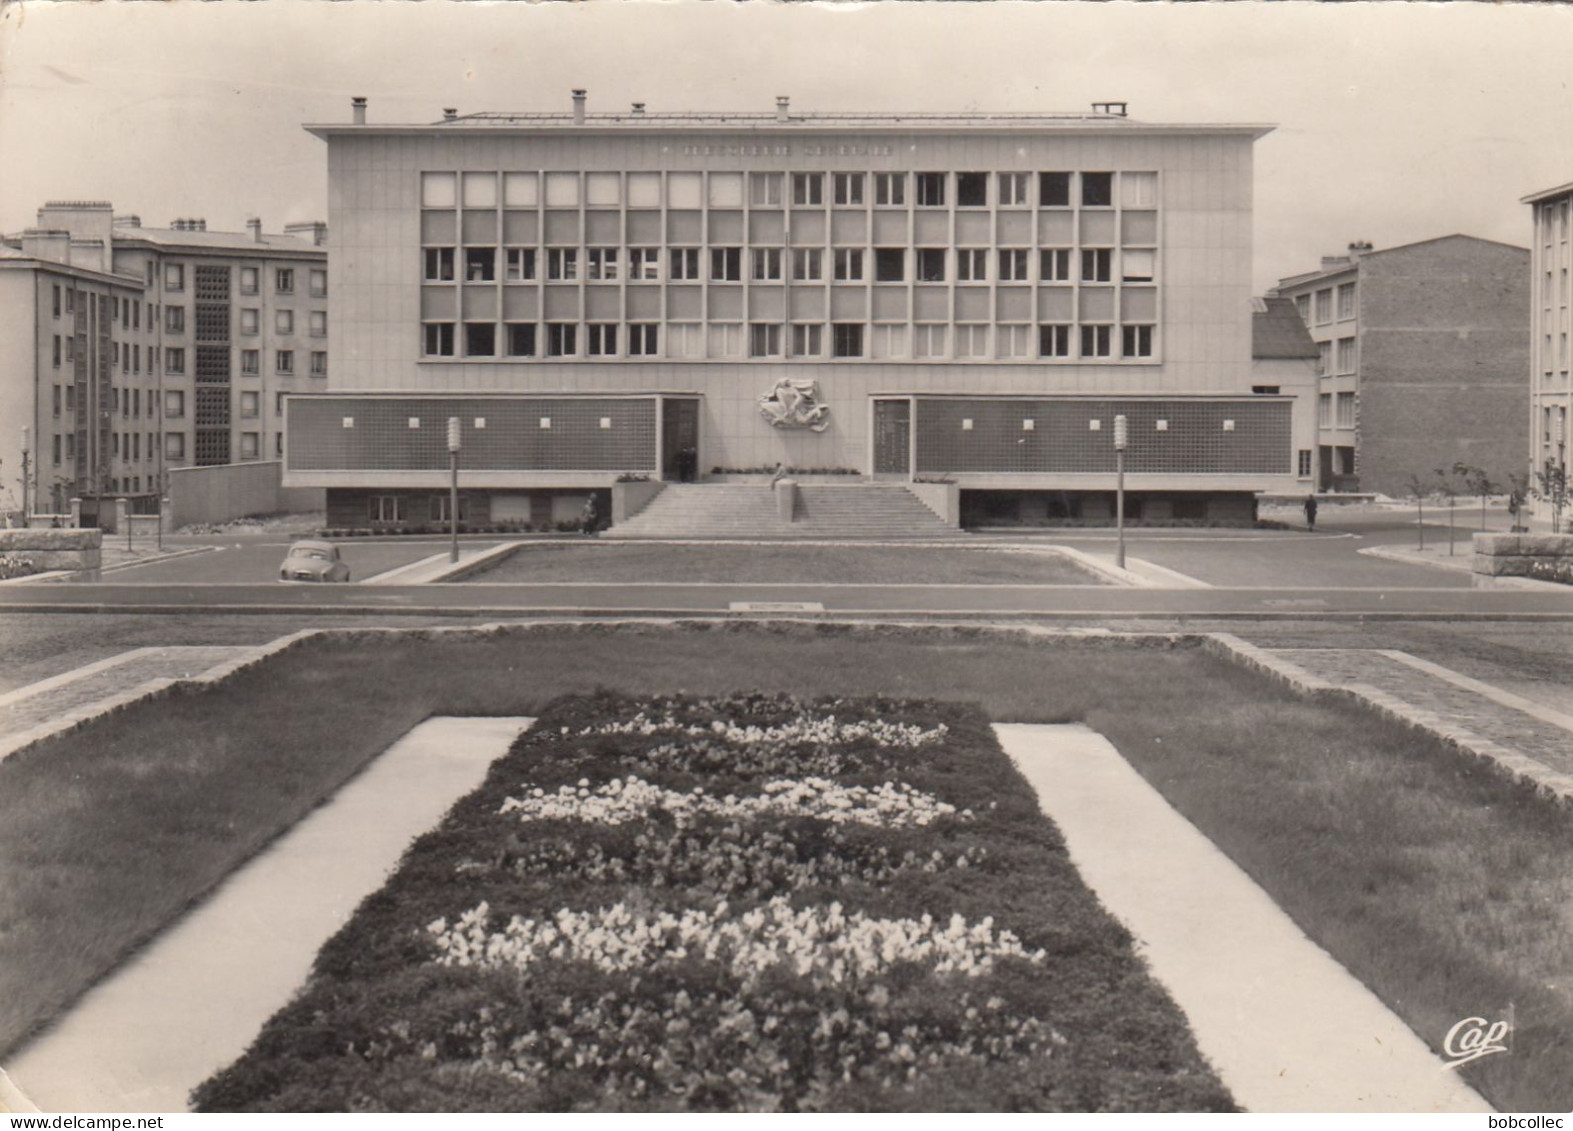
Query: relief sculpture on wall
759 377 831 433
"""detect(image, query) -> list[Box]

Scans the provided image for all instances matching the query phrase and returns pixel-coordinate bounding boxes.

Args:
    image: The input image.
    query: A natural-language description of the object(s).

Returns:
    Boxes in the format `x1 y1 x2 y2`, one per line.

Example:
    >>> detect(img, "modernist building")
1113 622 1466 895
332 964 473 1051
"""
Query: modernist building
285 93 1316 528
1522 181 1571 519
0 202 327 523
1272 236 1529 497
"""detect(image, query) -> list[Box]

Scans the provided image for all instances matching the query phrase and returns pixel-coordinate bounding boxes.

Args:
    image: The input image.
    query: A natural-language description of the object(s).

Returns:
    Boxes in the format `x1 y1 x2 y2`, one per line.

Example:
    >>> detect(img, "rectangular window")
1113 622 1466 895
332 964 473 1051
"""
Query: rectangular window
956 172 988 208
275 268 294 294
275 310 294 335
749 323 782 358
52 434 60 466
1039 172 1071 207
955 324 989 359
998 172 1029 206
52 336 61 368
166 347 186 374
240 391 259 418
423 322 455 357
52 385 61 416
1317 340 1332 375
752 248 782 282
791 248 823 282
464 248 496 282
832 323 864 358
870 324 907 359
1336 337 1356 373
628 248 660 281
628 324 659 356
1081 248 1112 283
708 173 743 207
465 323 496 357
367 495 405 524
707 323 742 358
1080 325 1112 358
547 248 578 281
52 285 61 318
1120 172 1158 208
1337 282 1356 320
276 349 294 374
998 249 1029 282
165 263 185 291
421 172 457 208
749 172 782 207
165 306 185 334
310 269 327 297
1122 325 1154 358
425 247 456 281
711 247 742 282
1314 289 1333 323
874 173 905 207
239 266 259 294
957 249 987 283
505 248 536 281
790 323 822 357
165 433 185 460
1122 249 1155 282
1044 322 1069 358
310 351 328 376
506 323 537 357
874 248 905 282
833 173 864 206
1336 391 1356 428
1040 248 1071 282
915 173 946 207
584 173 619 206
669 323 702 358
547 323 577 356
1295 294 1311 322
670 248 700 281
916 249 946 283
586 324 617 356
1081 172 1113 207
587 248 619 281
1318 393 1332 427
1298 449 1314 478
913 324 948 358
997 324 1032 359
241 349 260 375
833 248 864 282
791 173 824 206
240 308 259 335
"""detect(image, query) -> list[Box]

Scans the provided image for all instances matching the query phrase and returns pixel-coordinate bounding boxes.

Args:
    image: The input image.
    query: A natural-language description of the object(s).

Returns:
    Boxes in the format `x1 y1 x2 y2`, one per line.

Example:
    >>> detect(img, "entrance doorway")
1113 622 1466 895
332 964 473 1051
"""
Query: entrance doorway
662 398 700 481
873 399 911 477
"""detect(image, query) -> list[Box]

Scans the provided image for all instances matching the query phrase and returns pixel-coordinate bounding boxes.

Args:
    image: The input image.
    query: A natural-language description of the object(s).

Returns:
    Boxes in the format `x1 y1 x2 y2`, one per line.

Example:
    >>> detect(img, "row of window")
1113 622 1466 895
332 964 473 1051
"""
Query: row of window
163 348 328 377
420 320 1155 361
422 170 1160 212
1315 337 1358 375
43 432 278 470
1317 392 1358 429
1294 282 1357 325
425 246 1154 286
154 263 326 298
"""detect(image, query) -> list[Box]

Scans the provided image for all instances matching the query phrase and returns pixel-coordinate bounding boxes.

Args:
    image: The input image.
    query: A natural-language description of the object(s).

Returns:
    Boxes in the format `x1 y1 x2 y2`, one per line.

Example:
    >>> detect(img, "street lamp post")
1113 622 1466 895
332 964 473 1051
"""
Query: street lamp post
447 417 461 564
1113 413 1128 570
19 427 30 527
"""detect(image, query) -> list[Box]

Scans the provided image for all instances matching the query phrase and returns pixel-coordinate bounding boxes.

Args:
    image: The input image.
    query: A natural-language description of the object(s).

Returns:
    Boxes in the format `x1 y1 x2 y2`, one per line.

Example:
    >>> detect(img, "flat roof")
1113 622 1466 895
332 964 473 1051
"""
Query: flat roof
112 228 324 257
1522 180 1573 206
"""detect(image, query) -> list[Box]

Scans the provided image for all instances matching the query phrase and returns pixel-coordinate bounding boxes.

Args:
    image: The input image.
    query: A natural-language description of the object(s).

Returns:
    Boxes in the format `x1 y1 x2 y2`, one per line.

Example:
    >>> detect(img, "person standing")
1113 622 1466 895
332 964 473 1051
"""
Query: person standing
581 494 600 536
1303 493 1319 532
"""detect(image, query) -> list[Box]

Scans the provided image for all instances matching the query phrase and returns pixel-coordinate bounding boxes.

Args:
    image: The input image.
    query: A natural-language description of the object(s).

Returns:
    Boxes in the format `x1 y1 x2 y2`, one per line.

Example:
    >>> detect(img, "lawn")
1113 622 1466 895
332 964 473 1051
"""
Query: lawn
193 691 1231 1112
459 543 1111 585
2 622 1569 1111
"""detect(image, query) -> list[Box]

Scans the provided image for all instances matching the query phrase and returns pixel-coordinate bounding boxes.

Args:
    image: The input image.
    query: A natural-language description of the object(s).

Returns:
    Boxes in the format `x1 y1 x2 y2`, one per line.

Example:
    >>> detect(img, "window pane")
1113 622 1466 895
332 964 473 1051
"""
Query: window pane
708 172 743 207
503 172 539 206
462 173 497 208
668 172 702 208
585 172 620 206
544 172 579 206
627 172 661 207
421 172 457 207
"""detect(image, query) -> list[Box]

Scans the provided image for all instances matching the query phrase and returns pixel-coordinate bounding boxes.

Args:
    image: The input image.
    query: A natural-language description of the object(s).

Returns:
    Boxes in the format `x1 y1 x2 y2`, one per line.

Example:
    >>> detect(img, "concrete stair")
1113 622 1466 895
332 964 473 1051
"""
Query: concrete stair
606 482 962 540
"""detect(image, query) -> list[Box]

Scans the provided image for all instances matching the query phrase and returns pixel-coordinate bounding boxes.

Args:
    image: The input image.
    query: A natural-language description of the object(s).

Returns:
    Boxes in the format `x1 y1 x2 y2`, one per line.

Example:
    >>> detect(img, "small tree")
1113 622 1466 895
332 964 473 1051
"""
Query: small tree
1433 467 1462 555
1535 464 1568 534
1405 472 1428 551
1452 462 1496 532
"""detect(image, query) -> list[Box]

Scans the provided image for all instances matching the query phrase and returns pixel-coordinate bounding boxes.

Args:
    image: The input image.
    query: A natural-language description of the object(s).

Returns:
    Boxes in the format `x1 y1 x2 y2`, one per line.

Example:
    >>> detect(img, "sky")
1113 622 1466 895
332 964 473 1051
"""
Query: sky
1 0 1569 294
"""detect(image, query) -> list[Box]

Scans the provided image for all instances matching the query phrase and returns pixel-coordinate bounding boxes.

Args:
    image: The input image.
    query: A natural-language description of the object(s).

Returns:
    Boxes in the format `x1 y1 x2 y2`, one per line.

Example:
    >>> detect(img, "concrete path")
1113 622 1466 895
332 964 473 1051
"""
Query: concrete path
995 723 1491 1114
3 716 533 1113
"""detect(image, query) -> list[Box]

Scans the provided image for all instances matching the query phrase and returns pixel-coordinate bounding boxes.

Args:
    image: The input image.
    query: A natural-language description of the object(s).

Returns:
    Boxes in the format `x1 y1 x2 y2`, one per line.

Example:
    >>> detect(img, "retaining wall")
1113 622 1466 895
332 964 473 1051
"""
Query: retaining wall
0 528 102 577
1473 533 1573 583
169 462 324 529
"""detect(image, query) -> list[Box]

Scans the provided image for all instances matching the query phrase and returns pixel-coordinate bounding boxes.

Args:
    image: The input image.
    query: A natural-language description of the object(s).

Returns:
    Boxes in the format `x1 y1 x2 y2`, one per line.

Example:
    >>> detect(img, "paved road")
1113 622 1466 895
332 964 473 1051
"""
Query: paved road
100 537 466 585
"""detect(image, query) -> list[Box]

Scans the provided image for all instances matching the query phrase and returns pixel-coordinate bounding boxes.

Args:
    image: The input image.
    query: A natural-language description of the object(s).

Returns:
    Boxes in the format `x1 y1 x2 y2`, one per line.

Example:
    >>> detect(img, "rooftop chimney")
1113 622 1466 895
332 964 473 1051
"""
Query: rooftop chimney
572 89 587 125
1348 240 1374 257
113 214 141 228
631 102 646 117
443 108 457 121
351 96 367 125
1092 101 1129 117
246 217 263 243
775 95 790 123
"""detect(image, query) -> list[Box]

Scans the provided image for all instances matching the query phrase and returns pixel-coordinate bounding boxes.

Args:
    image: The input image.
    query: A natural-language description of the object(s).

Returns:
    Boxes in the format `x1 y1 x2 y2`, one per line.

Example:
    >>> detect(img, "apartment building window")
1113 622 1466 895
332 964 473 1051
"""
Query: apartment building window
708 173 743 207
628 248 660 281
747 322 784 358
749 173 782 207
865 325 903 359
1298 450 1314 478
873 173 905 207
833 248 864 282
275 268 294 294
276 434 285 457
52 336 61 368
309 269 327 298
1081 249 1112 283
997 325 1032 358
465 323 496 357
1314 289 1332 323
584 324 617 356
65 385 74 413
241 349 260 375
132 300 140 330
547 249 578 281
998 173 1029 206
240 309 259 335
955 324 989 359
792 248 823 282
239 267 258 295
668 323 702 358
914 324 948 358
505 324 536 357
957 249 987 283
1336 337 1356 373
66 338 75 364
52 385 61 417
791 173 824 206
1336 392 1356 428
464 249 496 282
165 263 185 292
1317 340 1332 375
1120 172 1159 208
915 173 946 207
587 248 619 282
874 248 905 282
790 324 822 357
425 248 455 281
1081 173 1113 207
52 435 61 467
998 249 1029 282
711 247 742 282
1318 393 1332 427
832 323 864 358
65 290 74 314
166 433 185 460
708 323 743 358
240 391 259 418
1039 172 1071 207
276 349 295 374
275 310 294 335
423 322 455 357
833 173 864 206
166 306 185 334
1080 325 1112 358
628 324 659 356
505 248 536 281
752 248 783 282
670 248 700 281
368 496 403 523
52 285 62 318
1040 249 1071 283
1122 249 1155 283
956 173 988 208
166 347 186 374
310 351 328 376
1336 282 1356 320
547 323 577 357
1122 325 1154 358
1295 294 1311 322
917 249 947 283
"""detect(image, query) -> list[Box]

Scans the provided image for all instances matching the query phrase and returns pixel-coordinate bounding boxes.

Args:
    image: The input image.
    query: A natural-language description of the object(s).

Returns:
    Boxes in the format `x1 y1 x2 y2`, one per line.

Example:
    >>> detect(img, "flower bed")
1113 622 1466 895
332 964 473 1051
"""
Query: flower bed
0 553 42 580
194 692 1231 1112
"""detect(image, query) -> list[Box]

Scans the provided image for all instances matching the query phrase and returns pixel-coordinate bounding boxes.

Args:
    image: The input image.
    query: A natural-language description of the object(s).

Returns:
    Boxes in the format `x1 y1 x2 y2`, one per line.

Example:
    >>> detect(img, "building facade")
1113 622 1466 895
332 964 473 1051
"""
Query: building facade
285 94 1316 527
0 202 327 523
1522 182 1571 520
1272 235 1530 497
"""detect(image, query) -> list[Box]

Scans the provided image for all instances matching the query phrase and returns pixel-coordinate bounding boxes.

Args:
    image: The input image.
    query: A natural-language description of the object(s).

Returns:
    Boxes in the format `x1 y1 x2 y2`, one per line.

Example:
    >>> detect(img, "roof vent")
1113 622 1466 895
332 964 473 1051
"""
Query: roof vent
1348 240 1374 257
351 96 367 125
572 88 587 125
113 215 142 228
1092 101 1129 117
443 108 457 122
246 217 263 243
631 102 646 117
775 95 790 123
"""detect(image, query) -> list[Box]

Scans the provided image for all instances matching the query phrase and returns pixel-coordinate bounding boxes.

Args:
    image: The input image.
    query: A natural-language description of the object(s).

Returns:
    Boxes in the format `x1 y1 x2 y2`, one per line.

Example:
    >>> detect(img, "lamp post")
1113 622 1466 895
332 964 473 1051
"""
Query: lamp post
447 417 461 563
19 427 30 527
1113 413 1128 570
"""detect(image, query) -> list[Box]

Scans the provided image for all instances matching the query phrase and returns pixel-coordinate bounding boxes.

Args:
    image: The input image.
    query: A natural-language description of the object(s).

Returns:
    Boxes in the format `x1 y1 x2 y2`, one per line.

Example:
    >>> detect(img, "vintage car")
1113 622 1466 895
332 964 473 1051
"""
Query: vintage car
278 540 351 583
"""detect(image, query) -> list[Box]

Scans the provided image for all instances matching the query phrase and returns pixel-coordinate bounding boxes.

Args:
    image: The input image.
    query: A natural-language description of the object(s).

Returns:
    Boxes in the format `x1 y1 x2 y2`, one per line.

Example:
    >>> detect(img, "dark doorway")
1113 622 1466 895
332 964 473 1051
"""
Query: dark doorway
873 399 911 476
662 398 700 481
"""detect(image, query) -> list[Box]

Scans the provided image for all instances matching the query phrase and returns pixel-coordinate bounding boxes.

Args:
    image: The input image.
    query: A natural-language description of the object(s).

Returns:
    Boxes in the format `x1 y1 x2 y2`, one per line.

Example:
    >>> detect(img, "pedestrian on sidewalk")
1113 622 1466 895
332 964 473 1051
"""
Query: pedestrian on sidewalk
581 494 600 536
1303 493 1319 532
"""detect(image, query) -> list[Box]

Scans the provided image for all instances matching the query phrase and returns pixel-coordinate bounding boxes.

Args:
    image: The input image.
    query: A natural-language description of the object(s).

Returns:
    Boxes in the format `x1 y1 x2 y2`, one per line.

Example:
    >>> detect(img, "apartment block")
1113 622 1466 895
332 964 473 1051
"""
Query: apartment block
1522 182 1572 517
